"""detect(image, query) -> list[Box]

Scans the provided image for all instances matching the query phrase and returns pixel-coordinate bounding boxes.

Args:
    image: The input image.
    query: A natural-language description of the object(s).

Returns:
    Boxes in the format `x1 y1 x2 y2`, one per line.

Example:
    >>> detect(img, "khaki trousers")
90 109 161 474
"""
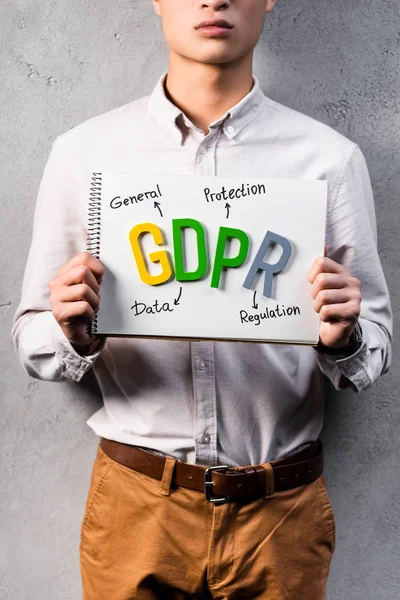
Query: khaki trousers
80 444 336 599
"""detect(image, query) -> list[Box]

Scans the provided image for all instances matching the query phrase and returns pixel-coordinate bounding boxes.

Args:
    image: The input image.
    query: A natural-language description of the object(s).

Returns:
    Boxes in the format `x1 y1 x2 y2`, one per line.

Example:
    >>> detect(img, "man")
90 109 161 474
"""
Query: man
12 0 392 598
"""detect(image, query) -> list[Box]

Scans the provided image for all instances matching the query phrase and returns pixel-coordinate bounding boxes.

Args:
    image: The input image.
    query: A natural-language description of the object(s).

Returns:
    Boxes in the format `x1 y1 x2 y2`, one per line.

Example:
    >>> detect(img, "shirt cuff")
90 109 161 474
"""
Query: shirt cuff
52 322 106 382
315 338 371 391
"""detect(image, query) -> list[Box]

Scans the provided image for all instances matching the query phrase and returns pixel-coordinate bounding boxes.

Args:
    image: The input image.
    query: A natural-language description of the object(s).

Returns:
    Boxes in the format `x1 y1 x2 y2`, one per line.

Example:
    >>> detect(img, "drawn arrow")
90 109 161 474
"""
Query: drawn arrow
225 202 231 219
154 201 163 217
174 286 183 306
252 290 258 310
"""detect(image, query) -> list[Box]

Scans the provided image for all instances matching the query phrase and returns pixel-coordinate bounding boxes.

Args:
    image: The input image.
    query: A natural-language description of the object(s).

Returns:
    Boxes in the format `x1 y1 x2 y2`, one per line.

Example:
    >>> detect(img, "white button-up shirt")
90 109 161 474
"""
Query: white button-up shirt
12 71 392 466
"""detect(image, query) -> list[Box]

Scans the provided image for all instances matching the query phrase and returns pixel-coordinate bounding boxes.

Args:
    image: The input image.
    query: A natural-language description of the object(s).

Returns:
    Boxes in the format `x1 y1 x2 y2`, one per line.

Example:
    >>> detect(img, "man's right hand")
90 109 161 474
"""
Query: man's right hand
49 252 105 356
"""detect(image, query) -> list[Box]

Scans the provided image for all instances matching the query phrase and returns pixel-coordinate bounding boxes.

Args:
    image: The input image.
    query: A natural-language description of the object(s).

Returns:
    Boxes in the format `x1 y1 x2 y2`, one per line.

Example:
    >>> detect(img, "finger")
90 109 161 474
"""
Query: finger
57 252 104 282
319 300 361 323
52 300 95 326
51 283 100 312
310 272 360 299
324 245 329 257
51 264 102 295
314 288 361 313
308 256 347 284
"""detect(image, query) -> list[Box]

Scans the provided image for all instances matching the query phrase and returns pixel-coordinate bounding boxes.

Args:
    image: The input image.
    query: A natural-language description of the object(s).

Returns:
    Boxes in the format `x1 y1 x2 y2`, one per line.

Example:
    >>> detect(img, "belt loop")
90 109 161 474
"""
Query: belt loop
263 463 275 499
159 457 177 496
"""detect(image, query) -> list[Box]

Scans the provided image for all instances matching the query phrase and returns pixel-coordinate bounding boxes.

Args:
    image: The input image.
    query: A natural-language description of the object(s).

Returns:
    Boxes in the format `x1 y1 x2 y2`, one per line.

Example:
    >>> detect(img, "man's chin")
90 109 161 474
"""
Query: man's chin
178 50 243 67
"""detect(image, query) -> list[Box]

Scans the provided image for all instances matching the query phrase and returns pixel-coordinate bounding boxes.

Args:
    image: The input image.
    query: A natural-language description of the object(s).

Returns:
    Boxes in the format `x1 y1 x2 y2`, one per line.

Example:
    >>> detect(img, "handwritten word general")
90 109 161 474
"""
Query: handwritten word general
110 184 162 209
129 219 292 299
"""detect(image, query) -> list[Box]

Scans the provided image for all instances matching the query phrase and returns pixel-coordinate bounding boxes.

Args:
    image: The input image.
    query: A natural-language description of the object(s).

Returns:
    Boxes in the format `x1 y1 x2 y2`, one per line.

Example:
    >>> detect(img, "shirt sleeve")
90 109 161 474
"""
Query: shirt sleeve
11 134 104 382
315 144 392 391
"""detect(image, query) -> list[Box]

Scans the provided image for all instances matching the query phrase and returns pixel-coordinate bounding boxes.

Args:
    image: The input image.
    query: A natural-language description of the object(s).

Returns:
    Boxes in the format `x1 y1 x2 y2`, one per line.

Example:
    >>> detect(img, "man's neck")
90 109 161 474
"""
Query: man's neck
164 53 254 135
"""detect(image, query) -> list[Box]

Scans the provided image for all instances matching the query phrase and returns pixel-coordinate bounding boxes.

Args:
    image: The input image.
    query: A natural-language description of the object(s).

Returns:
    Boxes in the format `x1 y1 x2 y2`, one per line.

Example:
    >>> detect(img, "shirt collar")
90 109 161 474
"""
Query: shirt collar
147 70 266 144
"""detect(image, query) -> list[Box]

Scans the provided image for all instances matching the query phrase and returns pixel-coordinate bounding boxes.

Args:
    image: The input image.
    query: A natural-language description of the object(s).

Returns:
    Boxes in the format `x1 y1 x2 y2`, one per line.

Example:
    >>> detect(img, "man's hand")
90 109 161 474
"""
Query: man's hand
308 246 361 349
49 252 104 355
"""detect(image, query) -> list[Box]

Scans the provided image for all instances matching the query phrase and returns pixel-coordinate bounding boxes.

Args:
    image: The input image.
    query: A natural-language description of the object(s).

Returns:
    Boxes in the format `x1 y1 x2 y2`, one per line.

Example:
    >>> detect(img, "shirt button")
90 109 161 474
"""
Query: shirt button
227 125 235 133
201 433 211 444
199 147 206 155
199 361 205 370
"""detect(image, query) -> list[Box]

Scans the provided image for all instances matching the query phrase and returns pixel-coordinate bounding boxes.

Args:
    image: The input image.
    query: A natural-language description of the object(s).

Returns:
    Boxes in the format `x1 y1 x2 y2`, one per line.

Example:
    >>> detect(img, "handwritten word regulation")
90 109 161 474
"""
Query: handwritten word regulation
240 304 300 326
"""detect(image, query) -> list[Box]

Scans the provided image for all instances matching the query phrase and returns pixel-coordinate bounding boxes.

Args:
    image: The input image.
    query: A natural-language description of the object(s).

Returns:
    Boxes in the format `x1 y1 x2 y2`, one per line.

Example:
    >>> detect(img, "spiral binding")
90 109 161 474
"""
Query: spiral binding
86 172 102 334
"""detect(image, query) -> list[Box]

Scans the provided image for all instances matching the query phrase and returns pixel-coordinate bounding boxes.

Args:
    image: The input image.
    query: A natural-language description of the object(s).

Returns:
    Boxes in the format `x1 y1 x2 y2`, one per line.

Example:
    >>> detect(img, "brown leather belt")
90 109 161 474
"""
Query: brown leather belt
100 437 323 504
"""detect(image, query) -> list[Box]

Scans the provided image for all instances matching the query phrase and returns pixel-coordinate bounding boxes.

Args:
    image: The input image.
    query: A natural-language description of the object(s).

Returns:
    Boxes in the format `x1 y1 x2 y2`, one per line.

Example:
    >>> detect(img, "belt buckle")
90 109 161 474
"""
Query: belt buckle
204 465 231 504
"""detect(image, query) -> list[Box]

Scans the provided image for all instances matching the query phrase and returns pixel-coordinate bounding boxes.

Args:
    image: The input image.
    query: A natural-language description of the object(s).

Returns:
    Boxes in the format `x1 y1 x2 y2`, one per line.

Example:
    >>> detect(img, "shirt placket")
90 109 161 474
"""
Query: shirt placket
191 341 218 465
193 124 222 177
189 125 222 465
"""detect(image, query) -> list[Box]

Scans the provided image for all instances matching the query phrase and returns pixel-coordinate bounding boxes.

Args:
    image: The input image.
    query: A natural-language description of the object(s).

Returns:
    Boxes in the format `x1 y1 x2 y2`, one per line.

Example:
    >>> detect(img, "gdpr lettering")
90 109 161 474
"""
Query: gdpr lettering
129 219 292 298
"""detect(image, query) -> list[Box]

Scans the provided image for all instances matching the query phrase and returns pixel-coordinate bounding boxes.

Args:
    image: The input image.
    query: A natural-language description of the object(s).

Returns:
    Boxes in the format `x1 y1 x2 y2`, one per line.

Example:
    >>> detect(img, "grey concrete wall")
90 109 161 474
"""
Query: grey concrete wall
1 0 399 598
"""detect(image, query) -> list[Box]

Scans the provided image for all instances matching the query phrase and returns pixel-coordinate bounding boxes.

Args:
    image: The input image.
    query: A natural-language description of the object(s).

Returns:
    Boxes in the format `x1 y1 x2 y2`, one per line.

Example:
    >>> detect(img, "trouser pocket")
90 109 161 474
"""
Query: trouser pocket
316 474 336 552
80 444 113 544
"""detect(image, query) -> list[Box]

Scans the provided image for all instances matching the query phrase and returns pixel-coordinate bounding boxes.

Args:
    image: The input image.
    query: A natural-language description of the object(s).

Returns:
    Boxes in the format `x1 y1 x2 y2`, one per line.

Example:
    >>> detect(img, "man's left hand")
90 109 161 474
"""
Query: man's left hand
308 247 361 349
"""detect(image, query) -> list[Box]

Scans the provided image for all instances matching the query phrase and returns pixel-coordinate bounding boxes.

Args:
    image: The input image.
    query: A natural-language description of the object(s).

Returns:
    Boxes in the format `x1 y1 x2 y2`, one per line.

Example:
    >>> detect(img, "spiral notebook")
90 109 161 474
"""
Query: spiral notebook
86 172 327 344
